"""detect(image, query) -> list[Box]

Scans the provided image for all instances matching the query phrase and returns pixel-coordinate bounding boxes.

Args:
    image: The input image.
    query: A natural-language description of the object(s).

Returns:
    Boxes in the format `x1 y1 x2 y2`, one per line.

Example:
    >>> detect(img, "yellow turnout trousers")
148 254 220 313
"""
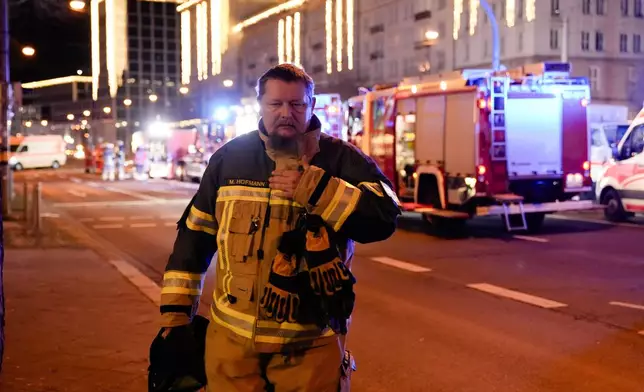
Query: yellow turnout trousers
205 322 345 392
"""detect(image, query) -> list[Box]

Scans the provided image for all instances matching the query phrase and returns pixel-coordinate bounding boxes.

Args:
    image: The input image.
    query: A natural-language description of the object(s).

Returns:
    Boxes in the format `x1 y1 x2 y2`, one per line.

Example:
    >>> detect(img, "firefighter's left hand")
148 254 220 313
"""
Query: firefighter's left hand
269 156 311 198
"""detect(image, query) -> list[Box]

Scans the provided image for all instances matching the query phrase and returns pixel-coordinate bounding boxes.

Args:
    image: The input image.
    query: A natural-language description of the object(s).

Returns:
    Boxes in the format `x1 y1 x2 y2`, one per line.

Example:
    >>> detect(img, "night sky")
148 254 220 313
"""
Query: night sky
9 0 90 83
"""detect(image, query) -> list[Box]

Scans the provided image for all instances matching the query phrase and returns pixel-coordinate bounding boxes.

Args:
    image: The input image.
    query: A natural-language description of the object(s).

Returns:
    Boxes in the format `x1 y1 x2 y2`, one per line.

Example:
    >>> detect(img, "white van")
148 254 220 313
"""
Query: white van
589 122 630 182
595 112 644 221
9 135 67 170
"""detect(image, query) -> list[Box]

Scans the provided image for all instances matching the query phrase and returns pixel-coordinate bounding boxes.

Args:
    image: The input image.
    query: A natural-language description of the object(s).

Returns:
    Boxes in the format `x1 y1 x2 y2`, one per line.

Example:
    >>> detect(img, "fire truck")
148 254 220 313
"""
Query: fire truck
345 62 596 233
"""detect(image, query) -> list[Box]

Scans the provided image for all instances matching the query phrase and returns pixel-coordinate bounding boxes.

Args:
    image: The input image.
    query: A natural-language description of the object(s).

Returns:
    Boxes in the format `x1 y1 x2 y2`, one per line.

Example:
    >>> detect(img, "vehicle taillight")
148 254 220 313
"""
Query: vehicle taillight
477 165 487 176
582 161 590 171
478 98 487 109
581 98 589 107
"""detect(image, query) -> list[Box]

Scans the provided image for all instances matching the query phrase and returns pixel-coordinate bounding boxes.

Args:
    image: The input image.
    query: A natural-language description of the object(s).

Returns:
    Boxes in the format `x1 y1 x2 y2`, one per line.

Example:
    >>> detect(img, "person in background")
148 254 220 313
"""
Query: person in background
101 143 116 182
115 140 126 181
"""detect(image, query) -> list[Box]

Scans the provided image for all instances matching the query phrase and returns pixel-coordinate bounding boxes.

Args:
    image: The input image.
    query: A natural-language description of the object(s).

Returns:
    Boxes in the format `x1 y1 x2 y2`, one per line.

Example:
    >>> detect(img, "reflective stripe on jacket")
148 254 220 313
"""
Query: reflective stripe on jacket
160 115 401 353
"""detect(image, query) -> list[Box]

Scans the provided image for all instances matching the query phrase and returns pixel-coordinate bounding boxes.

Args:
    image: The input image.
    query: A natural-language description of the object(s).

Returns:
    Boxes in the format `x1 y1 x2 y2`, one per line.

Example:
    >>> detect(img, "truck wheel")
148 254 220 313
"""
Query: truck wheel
602 189 628 222
525 213 545 233
424 214 468 238
52 160 60 169
13 163 23 171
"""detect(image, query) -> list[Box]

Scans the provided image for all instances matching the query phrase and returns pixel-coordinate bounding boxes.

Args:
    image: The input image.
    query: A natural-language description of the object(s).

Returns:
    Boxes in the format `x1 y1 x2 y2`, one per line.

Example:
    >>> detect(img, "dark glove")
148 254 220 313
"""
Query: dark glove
305 225 356 297
148 315 209 392
260 252 301 323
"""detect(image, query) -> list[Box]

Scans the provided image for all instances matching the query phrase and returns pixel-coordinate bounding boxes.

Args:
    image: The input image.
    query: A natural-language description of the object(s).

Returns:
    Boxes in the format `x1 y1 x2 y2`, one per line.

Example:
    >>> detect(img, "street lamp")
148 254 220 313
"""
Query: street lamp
149 94 158 102
123 98 132 106
67 114 75 121
24 121 32 128
179 86 189 95
77 69 83 75
83 110 91 117
21 46 35 57
425 30 439 40
223 79 234 88
40 120 48 127
103 106 112 114
69 0 86 12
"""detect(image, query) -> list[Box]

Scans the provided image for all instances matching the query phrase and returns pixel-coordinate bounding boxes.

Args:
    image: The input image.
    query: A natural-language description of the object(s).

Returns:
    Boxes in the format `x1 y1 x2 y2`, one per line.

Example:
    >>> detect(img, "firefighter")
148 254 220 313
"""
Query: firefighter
116 140 126 180
101 143 116 181
155 64 401 391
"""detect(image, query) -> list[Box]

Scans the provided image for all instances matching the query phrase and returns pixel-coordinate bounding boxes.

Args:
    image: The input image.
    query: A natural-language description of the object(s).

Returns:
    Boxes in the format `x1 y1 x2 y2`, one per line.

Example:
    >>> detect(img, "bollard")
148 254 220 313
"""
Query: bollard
23 182 29 223
33 182 41 233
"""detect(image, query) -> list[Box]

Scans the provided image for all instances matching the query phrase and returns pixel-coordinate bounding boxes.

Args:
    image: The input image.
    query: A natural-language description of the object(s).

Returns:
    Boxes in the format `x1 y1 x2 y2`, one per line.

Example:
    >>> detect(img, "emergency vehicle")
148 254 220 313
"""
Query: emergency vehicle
345 62 595 233
313 93 344 139
595 108 644 221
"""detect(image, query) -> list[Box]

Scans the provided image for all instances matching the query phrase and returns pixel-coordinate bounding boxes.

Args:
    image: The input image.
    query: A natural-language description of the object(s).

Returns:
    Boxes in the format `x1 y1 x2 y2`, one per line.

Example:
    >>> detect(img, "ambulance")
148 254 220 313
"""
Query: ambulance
595 109 644 221
345 62 596 233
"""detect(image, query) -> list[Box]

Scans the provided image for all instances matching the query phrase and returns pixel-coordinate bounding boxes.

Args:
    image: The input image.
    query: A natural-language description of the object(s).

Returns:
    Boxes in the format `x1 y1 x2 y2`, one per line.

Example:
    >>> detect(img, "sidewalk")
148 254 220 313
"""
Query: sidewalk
0 220 159 391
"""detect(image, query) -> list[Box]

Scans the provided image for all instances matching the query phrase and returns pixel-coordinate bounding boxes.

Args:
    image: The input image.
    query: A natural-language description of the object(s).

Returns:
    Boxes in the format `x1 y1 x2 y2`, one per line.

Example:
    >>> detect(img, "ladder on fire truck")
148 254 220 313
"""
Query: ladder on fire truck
490 75 527 232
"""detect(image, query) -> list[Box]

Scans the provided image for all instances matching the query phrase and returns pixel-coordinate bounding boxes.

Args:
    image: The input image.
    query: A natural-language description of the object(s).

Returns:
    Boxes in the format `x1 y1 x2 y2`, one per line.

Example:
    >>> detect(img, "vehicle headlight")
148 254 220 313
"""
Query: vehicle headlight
8 156 17 165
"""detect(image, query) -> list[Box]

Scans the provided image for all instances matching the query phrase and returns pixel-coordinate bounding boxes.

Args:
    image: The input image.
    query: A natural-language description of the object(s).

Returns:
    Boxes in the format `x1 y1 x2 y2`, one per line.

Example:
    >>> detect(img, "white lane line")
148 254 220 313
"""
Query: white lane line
53 198 191 208
467 283 568 309
609 301 644 311
93 224 124 229
164 222 176 227
109 260 160 305
67 189 87 198
370 257 432 273
70 177 83 184
512 235 549 243
99 216 125 222
130 223 157 228
103 186 161 201
130 215 154 220
550 214 644 229
160 215 179 220
79 217 95 222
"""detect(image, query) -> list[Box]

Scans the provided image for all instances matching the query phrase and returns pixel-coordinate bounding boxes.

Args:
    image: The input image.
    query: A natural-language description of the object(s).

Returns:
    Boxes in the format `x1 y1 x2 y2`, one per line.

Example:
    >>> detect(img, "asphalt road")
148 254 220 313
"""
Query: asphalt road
16 164 644 391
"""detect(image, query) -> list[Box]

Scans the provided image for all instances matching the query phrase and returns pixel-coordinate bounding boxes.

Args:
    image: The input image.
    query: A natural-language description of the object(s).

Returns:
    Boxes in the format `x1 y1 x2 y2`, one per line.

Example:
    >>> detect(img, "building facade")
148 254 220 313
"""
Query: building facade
91 0 184 146
179 0 644 119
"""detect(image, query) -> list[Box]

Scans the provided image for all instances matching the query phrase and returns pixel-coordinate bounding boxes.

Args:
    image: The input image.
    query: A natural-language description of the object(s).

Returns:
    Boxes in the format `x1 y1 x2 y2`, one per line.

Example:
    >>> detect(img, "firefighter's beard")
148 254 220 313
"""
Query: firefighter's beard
268 133 298 155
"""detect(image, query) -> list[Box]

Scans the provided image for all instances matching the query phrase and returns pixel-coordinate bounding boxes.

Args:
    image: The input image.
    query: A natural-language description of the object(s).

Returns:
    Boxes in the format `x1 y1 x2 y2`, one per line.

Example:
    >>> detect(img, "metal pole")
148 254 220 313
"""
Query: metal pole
479 0 501 71
33 182 41 233
561 16 569 63
23 182 28 223
0 0 8 372
0 0 10 217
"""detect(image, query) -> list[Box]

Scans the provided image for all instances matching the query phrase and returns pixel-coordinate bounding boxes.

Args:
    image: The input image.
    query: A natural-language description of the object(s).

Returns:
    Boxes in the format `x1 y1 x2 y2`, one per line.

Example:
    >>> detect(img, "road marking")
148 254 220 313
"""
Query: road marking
639 331 644 337
550 214 644 229
512 235 549 243
70 177 83 184
130 215 154 220
67 189 87 198
100 216 125 222
609 301 644 311
370 257 432 273
41 212 60 218
467 283 568 309
164 222 176 227
93 224 124 229
79 217 95 222
109 260 160 305
103 186 161 201
53 198 191 208
130 223 157 228
160 215 179 220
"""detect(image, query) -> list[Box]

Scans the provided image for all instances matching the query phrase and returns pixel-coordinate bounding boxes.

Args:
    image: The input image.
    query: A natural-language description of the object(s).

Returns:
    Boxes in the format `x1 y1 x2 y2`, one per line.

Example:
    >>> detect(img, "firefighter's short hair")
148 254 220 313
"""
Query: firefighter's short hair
256 64 315 103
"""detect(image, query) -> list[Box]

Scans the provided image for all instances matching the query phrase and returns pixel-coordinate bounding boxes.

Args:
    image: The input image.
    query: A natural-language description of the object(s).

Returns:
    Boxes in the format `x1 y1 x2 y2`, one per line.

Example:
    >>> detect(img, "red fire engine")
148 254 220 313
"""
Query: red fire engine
345 62 596 233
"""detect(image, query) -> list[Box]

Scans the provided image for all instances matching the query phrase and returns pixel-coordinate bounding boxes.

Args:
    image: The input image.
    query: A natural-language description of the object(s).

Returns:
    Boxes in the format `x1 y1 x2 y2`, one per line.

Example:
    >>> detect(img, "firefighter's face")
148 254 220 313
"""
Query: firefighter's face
260 79 316 139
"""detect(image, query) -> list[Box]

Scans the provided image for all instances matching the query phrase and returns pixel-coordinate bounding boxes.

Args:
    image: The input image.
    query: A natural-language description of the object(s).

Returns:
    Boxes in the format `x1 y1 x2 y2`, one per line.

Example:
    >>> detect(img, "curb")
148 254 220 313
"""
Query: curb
42 199 164 306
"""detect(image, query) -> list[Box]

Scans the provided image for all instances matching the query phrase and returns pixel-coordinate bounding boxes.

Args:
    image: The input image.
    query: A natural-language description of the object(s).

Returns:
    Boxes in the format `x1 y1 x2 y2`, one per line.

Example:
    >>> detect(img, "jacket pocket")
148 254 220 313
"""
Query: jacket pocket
226 274 255 311
225 201 264 266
